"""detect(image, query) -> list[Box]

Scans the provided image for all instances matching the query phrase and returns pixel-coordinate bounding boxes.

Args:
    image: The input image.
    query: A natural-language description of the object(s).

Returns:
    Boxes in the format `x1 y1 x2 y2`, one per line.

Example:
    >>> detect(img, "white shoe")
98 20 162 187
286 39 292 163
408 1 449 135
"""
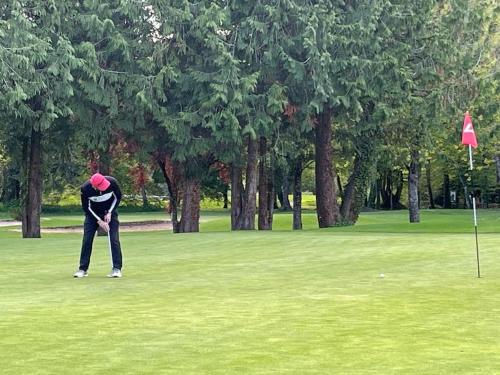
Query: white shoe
73 270 88 278
107 268 122 278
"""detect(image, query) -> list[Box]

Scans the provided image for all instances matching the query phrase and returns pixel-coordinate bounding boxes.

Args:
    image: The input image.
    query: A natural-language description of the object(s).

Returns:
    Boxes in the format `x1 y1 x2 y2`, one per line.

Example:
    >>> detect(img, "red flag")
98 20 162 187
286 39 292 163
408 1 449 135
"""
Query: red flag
461 111 478 148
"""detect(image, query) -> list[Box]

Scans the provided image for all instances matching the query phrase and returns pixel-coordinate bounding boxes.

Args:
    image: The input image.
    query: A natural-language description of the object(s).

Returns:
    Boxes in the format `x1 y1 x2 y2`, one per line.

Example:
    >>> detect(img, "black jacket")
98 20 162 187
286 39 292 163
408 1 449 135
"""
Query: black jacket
80 176 122 220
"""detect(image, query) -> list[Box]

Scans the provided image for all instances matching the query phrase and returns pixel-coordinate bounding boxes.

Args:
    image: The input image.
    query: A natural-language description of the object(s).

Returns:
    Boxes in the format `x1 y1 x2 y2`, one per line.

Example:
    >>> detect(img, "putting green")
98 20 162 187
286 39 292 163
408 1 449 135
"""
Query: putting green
1 210 500 374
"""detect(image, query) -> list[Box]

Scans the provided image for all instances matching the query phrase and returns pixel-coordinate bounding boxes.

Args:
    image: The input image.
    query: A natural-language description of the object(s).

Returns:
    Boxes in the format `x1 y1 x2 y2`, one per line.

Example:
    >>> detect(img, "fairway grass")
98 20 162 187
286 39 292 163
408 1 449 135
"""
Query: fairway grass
2 211 500 374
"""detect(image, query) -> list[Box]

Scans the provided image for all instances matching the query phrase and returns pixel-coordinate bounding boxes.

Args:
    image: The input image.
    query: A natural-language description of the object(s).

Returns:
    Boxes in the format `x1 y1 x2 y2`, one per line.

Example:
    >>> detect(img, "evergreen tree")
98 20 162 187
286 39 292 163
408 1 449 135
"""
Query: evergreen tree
0 1 80 237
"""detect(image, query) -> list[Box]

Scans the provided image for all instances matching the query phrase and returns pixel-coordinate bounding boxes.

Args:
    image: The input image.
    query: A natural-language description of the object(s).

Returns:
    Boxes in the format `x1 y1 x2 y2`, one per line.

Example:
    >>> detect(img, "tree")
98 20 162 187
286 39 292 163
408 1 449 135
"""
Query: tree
0 1 80 237
145 1 259 232
411 0 500 216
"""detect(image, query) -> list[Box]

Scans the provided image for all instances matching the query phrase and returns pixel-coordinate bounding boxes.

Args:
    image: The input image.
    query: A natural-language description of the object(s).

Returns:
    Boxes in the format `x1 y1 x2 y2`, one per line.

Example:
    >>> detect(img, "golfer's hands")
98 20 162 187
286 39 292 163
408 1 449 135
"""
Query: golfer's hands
104 213 111 223
98 220 110 233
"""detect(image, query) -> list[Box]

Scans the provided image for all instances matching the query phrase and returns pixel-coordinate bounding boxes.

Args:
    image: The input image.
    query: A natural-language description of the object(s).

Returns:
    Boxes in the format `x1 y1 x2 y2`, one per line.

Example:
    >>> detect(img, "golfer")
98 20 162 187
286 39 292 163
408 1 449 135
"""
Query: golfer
73 173 123 278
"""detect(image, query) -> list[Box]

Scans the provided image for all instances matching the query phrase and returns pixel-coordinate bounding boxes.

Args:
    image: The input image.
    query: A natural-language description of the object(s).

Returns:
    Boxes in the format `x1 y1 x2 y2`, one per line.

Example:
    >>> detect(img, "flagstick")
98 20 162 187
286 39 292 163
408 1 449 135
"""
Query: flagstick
468 145 474 170
468 145 480 278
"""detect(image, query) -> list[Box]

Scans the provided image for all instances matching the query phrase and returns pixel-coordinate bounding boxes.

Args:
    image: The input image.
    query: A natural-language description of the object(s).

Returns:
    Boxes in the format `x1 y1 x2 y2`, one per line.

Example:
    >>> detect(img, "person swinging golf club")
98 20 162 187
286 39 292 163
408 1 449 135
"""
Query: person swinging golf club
73 173 123 278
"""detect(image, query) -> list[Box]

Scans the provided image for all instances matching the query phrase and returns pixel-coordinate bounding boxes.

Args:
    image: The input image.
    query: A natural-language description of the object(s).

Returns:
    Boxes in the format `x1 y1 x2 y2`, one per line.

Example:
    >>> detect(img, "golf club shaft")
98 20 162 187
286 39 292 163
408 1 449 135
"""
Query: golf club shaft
107 229 113 268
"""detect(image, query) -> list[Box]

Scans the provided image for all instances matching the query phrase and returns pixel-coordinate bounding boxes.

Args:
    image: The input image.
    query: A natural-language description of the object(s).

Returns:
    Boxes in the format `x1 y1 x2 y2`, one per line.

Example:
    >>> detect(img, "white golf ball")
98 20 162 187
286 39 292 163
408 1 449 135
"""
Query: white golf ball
380 273 385 278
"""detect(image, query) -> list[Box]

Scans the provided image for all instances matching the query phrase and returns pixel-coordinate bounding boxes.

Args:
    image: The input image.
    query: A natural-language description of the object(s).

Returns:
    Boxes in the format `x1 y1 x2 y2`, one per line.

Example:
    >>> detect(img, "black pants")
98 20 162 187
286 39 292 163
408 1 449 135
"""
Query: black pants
79 214 122 271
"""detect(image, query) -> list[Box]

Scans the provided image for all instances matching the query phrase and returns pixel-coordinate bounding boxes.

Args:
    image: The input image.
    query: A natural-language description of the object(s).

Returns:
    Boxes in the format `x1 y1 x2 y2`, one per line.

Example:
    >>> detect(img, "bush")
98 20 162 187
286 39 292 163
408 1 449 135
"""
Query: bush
120 195 169 210
4 200 22 221
44 187 81 206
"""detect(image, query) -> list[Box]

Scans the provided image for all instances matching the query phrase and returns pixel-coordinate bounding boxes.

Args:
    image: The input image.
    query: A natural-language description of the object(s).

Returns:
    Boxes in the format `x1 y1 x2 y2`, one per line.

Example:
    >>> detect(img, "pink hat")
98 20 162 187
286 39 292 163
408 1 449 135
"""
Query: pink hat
90 173 111 191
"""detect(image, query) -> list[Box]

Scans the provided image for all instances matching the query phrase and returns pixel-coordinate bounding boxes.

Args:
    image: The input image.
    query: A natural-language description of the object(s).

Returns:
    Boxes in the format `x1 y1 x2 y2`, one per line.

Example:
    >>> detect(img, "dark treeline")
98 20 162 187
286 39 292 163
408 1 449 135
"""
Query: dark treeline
0 1 498 237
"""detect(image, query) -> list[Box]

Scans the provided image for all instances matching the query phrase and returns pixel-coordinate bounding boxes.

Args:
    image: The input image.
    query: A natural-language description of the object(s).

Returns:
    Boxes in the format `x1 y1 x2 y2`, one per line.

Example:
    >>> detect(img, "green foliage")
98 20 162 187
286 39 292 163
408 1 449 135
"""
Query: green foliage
0 0 497 226
0 2 80 127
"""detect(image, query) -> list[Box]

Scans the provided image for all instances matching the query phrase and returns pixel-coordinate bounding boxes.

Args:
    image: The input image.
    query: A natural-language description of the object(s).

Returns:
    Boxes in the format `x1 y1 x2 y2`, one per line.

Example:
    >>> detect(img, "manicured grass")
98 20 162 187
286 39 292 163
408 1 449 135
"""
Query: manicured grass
202 208 500 234
1 210 500 374
2 208 499 234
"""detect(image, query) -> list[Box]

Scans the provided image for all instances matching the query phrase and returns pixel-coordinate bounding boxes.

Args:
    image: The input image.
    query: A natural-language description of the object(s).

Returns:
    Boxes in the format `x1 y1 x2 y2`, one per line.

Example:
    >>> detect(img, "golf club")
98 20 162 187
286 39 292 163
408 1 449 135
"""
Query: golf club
107 227 113 268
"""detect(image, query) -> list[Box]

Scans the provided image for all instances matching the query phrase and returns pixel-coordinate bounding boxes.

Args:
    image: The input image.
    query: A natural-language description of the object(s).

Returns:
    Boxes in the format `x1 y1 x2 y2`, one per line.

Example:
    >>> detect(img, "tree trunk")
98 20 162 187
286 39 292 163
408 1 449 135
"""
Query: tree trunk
375 179 381 209
337 174 343 199
379 171 405 210
394 171 404 207
273 194 279 210
258 137 273 230
458 174 470 209
293 158 303 230
314 108 339 227
231 165 244 230
340 155 365 224
381 173 393 209
408 150 420 223
443 173 451 208
280 178 292 211
141 186 148 208
178 176 201 233
87 149 101 174
237 137 258 230
22 128 42 238
157 156 179 233
340 101 377 221
367 182 376 209
340 139 376 224
92 146 111 176
389 175 394 209
425 159 435 209
340 157 361 221
277 191 292 211
223 186 228 209
277 191 284 210
495 155 500 184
